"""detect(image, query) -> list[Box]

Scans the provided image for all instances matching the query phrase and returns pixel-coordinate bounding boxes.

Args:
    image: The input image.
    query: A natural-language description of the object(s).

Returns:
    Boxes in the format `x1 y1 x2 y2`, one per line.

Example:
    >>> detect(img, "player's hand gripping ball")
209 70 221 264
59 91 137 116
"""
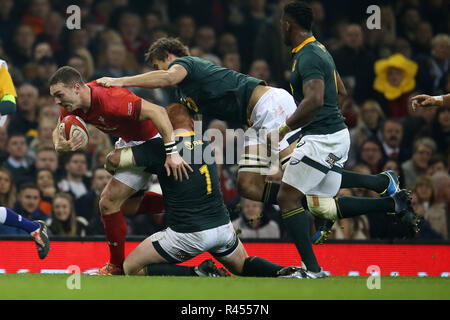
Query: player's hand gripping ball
58 115 89 150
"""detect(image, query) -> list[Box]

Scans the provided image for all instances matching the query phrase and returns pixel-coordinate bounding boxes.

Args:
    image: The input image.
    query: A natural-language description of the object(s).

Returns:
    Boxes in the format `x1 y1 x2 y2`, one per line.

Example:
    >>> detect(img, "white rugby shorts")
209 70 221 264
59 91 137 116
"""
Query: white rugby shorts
113 134 161 191
149 222 239 263
282 128 350 196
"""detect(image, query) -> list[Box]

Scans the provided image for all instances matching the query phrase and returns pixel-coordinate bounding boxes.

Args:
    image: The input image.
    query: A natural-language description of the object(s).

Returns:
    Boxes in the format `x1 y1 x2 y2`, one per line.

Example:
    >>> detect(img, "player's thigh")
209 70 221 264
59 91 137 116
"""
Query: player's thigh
277 180 306 211
99 176 140 212
123 236 168 275
215 239 248 275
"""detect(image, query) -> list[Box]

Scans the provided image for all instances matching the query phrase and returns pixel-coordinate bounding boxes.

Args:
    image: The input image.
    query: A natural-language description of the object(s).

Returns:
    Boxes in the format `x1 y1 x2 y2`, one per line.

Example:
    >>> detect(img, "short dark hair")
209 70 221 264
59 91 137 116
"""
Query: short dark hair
284 1 314 31
144 37 189 64
18 182 40 194
48 66 85 87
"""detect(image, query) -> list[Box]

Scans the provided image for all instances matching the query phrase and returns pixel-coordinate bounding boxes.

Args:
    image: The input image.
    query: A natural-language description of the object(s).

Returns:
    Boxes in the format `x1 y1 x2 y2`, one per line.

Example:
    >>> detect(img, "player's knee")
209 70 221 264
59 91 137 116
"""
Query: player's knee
122 259 135 276
99 190 120 214
306 195 338 220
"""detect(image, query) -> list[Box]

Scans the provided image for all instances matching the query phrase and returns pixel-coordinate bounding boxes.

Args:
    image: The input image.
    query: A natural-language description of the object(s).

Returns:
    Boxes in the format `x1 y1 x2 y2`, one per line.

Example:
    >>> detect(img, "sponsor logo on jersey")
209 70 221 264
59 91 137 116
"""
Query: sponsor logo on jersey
325 153 341 166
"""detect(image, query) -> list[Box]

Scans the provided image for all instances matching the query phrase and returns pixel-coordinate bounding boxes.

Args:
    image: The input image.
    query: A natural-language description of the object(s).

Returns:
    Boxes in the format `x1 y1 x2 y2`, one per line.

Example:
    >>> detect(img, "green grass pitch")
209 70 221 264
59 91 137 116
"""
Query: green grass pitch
0 274 449 300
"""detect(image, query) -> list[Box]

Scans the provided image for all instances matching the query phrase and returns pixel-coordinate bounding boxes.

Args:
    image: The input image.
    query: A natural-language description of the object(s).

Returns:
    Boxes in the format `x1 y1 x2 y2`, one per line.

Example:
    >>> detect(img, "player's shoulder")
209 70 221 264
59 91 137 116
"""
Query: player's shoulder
88 80 135 99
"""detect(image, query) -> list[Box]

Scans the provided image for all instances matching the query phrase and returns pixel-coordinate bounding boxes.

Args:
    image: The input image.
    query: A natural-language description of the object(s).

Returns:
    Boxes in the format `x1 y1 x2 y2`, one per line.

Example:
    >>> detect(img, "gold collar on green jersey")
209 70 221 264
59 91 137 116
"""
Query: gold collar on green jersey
291 36 316 54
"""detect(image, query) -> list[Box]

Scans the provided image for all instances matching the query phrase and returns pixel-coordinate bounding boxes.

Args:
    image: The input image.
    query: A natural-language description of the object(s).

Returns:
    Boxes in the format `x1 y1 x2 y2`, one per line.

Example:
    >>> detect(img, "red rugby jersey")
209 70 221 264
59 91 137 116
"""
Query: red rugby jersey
59 81 158 142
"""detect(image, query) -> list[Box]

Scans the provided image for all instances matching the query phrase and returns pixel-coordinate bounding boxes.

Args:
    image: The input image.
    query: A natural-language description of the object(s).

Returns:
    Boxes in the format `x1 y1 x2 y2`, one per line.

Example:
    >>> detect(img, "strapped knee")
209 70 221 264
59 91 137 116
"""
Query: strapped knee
306 195 338 220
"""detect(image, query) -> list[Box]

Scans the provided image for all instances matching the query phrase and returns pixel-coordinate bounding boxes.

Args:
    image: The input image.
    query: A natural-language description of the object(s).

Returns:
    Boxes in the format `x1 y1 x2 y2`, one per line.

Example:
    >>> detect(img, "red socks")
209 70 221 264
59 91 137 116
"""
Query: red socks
102 211 127 266
136 191 165 215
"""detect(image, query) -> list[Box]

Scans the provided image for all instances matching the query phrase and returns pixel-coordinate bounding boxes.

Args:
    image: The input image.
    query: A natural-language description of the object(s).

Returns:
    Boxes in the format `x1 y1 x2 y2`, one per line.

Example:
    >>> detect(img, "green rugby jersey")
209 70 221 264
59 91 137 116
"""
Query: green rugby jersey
290 36 347 135
131 132 230 233
169 56 265 125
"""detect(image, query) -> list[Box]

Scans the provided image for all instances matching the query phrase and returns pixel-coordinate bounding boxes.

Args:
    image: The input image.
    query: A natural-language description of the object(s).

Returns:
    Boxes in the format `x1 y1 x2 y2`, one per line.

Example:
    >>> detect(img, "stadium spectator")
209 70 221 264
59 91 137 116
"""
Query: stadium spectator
92 42 134 79
0 167 16 208
29 56 58 91
35 11 66 65
329 188 370 240
46 193 89 237
142 11 163 42
27 117 56 161
57 151 90 200
72 48 95 81
75 167 112 235
2 133 34 187
0 182 47 235
67 55 92 83
401 137 437 189
22 41 53 80
194 26 217 55
0 0 17 48
413 175 448 239
222 52 241 72
21 0 51 35
217 32 239 58
38 104 60 123
332 23 376 104
347 100 385 169
253 0 291 87
0 127 8 165
118 11 149 66
379 119 410 163
430 106 450 155
373 53 419 118
232 198 280 239
7 24 36 69
426 154 448 177
33 146 59 176
410 191 443 240
429 172 450 239
358 139 385 174
175 15 196 47
248 59 273 86
35 168 57 216
8 83 39 137
429 34 450 94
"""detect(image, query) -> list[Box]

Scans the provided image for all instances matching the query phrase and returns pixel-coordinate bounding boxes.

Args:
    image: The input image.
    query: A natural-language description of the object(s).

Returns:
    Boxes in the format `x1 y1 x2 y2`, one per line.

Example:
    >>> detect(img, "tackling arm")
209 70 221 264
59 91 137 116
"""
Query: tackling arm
97 65 188 89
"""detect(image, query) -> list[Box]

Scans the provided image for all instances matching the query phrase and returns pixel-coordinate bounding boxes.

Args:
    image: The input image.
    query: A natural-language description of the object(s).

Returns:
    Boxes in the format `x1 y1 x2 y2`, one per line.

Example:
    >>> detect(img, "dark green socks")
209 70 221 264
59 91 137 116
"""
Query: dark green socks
241 256 284 277
336 196 395 219
341 170 389 194
281 207 320 272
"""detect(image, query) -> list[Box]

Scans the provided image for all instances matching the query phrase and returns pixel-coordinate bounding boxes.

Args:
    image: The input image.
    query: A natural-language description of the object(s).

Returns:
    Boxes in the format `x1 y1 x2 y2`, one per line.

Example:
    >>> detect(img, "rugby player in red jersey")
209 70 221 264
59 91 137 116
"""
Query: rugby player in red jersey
49 66 192 275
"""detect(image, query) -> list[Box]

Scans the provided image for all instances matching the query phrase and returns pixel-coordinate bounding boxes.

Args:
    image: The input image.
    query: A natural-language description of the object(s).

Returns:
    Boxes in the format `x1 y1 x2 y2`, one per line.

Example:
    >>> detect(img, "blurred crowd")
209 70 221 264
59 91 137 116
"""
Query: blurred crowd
0 0 449 241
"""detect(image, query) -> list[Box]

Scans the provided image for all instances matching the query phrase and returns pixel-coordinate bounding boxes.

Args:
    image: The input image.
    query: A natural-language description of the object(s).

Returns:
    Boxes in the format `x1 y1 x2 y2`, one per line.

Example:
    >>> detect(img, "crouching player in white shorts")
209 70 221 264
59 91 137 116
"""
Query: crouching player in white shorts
108 104 303 278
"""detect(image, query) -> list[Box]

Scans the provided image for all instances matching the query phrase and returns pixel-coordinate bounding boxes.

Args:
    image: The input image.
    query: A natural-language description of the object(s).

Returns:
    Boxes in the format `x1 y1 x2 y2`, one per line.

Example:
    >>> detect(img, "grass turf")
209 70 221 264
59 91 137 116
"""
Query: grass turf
0 274 449 300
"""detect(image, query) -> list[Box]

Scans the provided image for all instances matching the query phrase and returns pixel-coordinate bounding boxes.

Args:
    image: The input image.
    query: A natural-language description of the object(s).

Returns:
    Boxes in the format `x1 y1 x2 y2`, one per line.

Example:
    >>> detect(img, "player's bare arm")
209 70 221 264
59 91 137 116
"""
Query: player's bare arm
52 118 85 153
411 93 450 110
96 64 188 89
139 99 193 180
278 79 325 140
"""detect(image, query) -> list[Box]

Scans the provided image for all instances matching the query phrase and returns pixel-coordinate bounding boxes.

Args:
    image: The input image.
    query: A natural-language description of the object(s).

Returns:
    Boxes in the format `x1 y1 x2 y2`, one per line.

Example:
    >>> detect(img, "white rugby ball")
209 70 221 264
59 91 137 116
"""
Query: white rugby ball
58 115 89 150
